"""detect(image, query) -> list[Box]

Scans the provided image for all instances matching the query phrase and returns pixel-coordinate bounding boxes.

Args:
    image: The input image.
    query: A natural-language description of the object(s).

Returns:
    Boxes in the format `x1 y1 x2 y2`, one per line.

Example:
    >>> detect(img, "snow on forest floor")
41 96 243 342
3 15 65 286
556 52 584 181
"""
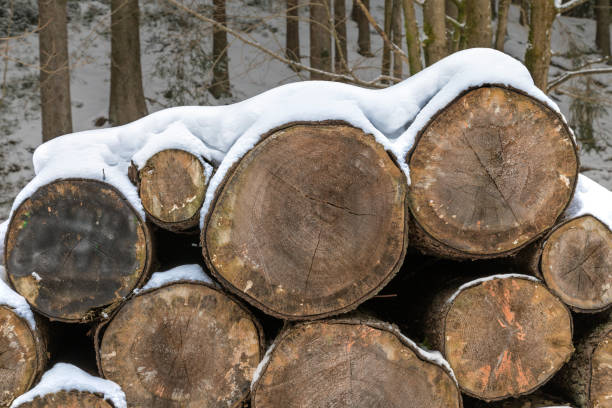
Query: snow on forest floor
0 0 611 219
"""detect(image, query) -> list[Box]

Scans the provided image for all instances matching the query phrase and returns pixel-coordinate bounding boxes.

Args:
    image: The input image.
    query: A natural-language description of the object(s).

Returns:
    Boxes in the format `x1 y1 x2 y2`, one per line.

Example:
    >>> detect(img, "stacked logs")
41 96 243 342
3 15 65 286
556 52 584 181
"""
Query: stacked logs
1 84 610 408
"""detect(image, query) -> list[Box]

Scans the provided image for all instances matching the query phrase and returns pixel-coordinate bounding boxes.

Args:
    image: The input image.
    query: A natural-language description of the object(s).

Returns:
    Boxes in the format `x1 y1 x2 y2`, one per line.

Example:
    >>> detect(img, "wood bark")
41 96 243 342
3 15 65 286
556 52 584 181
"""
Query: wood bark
464 0 493 48
518 215 612 313
552 311 612 408
391 0 403 78
286 0 301 67
423 0 447 65
402 0 422 74
468 392 575 407
334 0 348 74
97 281 264 408
424 275 574 401
203 122 408 320
10 391 114 408
524 0 557 90
38 0 72 142
354 0 372 56
310 0 332 79
408 86 579 259
0 308 47 408
595 0 611 57
132 149 210 232
381 0 393 79
210 0 231 98
251 318 462 408
4 179 153 322
495 0 510 51
109 0 148 126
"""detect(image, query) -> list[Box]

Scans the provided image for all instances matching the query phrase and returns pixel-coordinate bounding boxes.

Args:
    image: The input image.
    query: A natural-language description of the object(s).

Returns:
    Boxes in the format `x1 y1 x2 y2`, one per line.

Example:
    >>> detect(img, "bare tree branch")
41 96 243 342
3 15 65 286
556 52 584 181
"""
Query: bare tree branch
555 0 590 13
548 67 612 92
445 14 465 29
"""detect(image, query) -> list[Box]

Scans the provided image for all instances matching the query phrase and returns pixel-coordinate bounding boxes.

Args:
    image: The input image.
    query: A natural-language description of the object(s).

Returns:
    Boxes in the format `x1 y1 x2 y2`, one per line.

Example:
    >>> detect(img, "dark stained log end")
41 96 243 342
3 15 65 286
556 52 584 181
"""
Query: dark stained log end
444 277 573 401
204 122 409 320
11 391 114 408
138 149 209 232
4 179 153 322
466 392 575 407
541 215 612 313
408 86 578 259
252 319 462 408
98 282 264 407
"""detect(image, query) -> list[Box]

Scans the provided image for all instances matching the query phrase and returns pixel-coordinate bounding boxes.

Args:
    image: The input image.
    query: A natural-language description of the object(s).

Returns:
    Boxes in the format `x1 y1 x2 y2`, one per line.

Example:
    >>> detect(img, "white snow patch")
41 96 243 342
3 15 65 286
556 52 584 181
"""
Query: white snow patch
251 340 278 391
0 265 5 283
10 363 127 408
31 272 42 282
447 274 541 304
0 277 36 330
134 264 214 294
564 174 612 230
0 219 7 265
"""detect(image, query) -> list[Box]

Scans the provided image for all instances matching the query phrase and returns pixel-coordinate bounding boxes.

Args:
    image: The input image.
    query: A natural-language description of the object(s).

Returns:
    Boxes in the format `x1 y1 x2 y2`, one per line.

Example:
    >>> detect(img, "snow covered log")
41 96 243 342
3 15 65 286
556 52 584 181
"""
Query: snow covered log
552 311 611 408
423 274 574 402
251 318 462 408
130 149 211 232
3 179 153 322
203 122 409 320
408 86 579 260
97 281 264 408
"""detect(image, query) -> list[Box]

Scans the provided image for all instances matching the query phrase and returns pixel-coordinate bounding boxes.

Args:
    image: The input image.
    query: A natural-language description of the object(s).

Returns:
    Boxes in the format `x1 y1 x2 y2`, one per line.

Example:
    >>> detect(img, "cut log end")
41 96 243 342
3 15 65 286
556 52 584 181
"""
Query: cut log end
591 330 612 408
409 86 578 259
252 319 461 408
541 215 612 313
0 307 45 408
98 282 263 407
204 123 408 320
444 277 573 401
4 179 152 322
138 149 209 231
11 391 114 408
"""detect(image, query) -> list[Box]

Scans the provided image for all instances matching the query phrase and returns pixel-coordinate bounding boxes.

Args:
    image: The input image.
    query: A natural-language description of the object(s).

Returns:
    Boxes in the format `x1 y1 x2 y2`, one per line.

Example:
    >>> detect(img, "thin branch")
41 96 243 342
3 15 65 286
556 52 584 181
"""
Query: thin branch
547 67 612 92
555 0 590 13
445 14 465 29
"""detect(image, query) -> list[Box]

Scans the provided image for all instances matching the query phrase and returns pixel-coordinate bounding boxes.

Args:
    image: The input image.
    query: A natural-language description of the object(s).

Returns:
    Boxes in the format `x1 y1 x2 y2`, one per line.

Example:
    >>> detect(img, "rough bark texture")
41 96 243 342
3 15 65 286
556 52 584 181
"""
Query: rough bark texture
0 308 47 408
595 0 611 57
211 0 231 98
524 0 556 90
203 122 408 320
423 0 447 65
495 0 510 51
468 392 575 407
38 0 72 142
11 391 114 408
391 0 403 78
251 318 462 408
424 275 574 401
334 0 348 74
381 0 393 79
402 0 422 74
98 282 264 408
408 86 579 259
310 0 332 79
354 0 372 56
109 0 148 126
4 179 153 322
135 149 210 232
464 0 493 48
286 0 301 66
553 311 612 408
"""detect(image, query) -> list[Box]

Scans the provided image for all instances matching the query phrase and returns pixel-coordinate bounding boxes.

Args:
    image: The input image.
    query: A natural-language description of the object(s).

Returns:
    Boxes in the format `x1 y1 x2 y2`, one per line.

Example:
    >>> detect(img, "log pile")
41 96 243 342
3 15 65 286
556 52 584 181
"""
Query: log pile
0 82 610 408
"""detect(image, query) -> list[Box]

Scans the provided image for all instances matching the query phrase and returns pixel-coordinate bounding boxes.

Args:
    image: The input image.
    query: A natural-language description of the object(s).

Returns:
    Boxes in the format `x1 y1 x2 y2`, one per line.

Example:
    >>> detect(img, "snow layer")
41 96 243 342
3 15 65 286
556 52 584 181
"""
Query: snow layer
134 264 214 294
0 276 36 330
0 219 7 265
564 174 612 230
447 274 541 304
4 49 562 231
10 363 126 408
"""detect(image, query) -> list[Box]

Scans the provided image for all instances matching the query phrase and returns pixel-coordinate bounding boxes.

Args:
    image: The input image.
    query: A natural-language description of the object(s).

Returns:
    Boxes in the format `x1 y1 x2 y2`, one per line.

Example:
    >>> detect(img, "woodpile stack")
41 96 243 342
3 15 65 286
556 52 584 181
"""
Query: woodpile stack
1 81 611 408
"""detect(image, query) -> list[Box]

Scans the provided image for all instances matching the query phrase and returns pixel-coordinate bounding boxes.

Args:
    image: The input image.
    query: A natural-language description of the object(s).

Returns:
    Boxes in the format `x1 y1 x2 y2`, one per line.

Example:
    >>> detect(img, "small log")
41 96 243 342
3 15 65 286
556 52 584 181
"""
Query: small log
553 311 612 408
408 86 579 259
0 307 47 408
203 122 408 320
11 391 115 408
4 179 153 322
252 318 462 408
424 275 574 401
519 215 612 313
133 149 211 232
467 392 574 407
97 281 264 408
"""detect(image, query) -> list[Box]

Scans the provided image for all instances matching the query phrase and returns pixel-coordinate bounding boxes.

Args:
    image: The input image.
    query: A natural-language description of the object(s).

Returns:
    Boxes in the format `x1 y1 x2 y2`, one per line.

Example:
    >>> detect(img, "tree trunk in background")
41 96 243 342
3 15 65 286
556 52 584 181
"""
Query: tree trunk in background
392 0 403 78
423 0 447 65
495 0 510 50
109 0 148 126
286 0 301 68
334 0 348 74
520 0 529 26
381 0 393 79
38 0 72 142
446 0 465 52
211 0 231 98
402 0 422 74
355 0 372 56
595 0 611 57
310 0 332 79
464 0 492 48
524 0 556 90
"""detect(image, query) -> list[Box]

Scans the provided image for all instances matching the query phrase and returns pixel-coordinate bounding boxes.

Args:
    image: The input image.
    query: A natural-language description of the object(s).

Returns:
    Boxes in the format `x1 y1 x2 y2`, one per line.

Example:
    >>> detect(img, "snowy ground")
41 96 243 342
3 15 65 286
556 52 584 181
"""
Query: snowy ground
0 0 610 219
